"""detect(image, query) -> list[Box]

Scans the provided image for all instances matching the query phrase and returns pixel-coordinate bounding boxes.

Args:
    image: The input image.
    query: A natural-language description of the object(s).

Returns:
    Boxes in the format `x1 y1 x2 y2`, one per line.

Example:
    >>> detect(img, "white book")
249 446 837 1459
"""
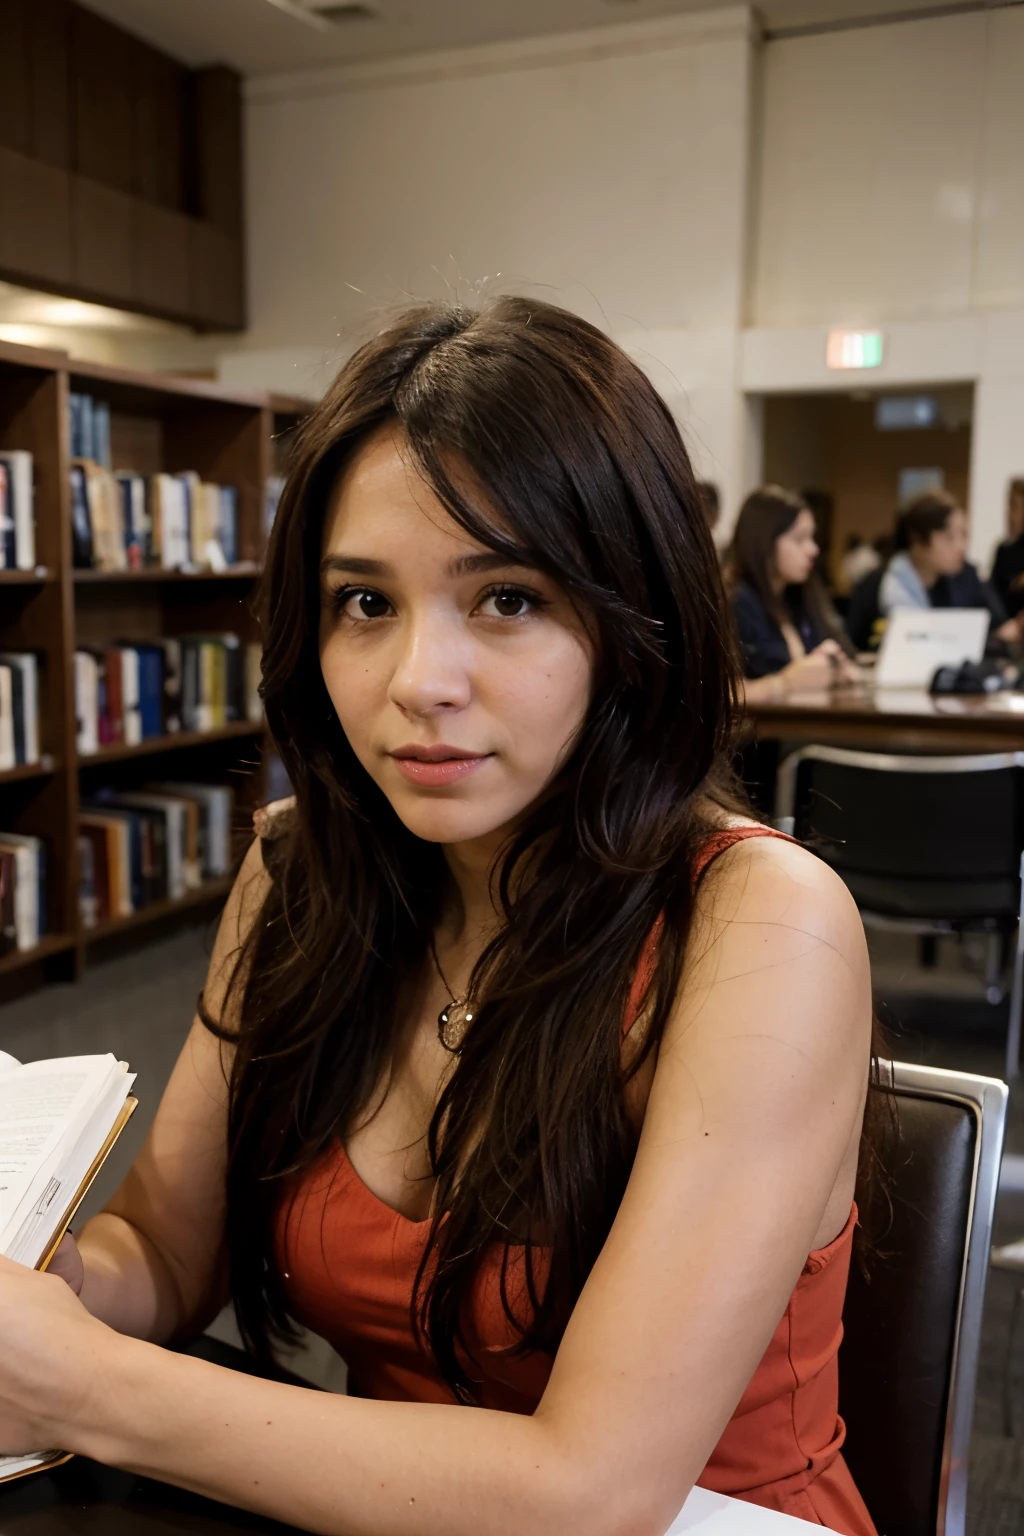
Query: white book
74 651 98 757
0 666 13 770
0 1051 136 1484
0 653 39 764
0 452 35 570
119 648 142 747
0 834 38 949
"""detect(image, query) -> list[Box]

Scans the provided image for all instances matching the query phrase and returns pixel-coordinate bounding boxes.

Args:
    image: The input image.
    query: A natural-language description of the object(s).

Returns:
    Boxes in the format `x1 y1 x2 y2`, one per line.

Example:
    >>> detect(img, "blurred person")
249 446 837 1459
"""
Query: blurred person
728 486 859 701
989 478 1024 619
879 490 1018 641
838 534 881 596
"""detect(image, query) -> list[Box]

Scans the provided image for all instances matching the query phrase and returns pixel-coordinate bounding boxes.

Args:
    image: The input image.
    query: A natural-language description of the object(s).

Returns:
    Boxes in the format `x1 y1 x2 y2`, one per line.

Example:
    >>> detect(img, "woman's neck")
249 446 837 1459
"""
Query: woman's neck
908 545 939 589
439 833 506 954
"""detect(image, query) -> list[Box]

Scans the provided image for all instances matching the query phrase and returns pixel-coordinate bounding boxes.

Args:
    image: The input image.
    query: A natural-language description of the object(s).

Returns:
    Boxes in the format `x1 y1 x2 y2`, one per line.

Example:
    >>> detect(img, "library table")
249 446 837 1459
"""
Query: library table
748 684 1024 755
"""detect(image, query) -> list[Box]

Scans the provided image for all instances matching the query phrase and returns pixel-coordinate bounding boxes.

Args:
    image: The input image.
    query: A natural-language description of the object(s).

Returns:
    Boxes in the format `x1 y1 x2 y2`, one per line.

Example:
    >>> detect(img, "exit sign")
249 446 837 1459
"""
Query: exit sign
826 330 884 369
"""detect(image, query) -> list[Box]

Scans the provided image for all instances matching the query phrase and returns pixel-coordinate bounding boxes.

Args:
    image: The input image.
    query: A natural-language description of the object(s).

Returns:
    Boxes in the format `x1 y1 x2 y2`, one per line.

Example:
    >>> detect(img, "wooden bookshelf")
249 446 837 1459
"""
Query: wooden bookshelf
84 875 236 944
0 336 310 999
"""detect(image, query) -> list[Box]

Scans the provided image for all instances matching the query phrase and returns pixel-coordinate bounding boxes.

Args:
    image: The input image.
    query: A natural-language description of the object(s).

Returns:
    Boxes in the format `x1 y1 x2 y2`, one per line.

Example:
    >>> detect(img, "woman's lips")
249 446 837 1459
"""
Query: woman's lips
390 754 491 787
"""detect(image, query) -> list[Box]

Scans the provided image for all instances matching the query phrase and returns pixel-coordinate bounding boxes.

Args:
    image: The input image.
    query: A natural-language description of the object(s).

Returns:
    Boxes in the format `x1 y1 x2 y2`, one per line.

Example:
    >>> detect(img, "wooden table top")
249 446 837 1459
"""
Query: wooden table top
746 685 1024 753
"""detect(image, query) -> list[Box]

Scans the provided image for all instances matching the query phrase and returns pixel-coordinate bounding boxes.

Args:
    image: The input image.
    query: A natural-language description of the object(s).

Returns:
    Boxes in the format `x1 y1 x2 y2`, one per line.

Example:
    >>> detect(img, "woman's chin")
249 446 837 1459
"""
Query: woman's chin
391 800 519 848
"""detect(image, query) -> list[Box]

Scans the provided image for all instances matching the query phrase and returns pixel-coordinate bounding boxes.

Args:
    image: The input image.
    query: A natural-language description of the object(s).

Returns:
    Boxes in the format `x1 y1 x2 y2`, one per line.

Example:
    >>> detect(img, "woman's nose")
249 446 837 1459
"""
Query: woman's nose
387 614 472 717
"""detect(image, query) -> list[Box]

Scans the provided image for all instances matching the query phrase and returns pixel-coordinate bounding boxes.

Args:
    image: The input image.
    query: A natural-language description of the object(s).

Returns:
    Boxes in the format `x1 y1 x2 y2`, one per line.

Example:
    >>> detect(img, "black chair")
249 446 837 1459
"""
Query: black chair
775 746 1024 1078
841 1060 1006 1536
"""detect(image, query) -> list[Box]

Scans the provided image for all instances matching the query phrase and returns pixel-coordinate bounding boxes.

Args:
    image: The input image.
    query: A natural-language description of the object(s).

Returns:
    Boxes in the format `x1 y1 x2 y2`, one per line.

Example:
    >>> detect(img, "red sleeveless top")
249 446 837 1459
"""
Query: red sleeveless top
274 827 876 1536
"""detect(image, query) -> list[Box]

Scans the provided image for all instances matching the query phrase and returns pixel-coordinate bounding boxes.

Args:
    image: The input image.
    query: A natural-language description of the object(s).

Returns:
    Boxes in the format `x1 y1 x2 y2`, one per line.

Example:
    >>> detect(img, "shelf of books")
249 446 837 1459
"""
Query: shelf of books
0 337 308 1000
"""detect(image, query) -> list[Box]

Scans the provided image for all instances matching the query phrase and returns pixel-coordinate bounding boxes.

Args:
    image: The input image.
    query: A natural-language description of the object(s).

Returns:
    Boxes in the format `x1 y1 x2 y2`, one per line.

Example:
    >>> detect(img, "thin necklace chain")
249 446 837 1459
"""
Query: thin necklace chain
428 933 462 1004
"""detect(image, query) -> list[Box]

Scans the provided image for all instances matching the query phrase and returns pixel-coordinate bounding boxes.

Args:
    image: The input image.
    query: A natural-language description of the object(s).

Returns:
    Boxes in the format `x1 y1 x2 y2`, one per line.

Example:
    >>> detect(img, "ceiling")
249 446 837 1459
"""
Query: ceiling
80 0 1003 77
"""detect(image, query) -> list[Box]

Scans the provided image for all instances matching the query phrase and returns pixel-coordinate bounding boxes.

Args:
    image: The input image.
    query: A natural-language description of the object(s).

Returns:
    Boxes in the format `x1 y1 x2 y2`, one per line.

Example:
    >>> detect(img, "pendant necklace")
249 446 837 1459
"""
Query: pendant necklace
429 937 475 1053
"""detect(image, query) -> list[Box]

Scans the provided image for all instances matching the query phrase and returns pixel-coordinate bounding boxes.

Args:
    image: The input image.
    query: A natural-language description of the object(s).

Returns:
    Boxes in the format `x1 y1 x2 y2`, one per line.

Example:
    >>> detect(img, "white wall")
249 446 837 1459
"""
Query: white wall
225 3 1024 557
752 7 1024 328
747 7 1024 562
230 9 758 517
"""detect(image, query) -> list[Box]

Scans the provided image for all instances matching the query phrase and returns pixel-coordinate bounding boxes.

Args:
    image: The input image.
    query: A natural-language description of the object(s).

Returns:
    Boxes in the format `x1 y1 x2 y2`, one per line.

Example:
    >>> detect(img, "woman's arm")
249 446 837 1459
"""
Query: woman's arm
72 836 271 1341
0 836 870 1536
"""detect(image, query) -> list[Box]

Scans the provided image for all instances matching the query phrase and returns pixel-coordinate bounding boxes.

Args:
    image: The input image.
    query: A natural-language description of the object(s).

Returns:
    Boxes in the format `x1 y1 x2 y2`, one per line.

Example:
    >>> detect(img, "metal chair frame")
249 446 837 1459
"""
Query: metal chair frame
876 1060 1007 1536
775 746 1024 1079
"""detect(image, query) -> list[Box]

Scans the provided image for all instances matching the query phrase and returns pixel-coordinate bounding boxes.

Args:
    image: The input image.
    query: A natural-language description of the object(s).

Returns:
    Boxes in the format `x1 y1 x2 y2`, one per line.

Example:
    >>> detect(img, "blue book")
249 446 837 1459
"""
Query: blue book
0 465 15 569
134 646 164 738
219 486 238 564
94 402 111 470
69 394 84 458
69 464 94 568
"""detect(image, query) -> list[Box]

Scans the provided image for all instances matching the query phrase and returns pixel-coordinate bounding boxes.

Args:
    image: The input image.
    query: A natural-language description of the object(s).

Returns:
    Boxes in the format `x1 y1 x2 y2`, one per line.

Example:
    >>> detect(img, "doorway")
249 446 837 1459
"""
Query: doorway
758 384 974 590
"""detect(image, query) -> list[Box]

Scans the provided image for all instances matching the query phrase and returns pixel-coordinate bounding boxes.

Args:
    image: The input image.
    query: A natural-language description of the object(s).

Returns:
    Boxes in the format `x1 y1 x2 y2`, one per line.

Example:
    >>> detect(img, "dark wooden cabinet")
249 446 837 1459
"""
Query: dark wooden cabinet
0 0 245 332
135 203 192 319
71 176 136 302
0 148 72 287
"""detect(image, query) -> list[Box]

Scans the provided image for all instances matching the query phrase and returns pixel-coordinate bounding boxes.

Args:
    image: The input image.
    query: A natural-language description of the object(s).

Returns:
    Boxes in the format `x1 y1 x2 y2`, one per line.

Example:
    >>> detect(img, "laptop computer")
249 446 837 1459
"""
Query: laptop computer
875 607 990 689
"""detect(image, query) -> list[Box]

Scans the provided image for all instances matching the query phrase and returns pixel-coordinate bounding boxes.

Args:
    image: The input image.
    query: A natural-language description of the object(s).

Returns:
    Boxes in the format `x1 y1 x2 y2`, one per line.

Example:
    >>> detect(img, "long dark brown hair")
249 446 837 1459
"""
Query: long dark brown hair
203 298 802 1399
729 485 852 653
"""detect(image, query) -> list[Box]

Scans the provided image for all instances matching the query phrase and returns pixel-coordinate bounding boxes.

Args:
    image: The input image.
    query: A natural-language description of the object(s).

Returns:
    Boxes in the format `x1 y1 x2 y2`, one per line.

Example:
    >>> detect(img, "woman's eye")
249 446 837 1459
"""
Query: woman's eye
478 586 536 619
335 587 391 620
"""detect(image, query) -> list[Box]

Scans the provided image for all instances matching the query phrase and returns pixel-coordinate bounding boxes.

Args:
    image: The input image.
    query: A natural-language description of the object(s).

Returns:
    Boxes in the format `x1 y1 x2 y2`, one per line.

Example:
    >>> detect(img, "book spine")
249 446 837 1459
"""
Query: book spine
0 667 14 771
0 464 14 570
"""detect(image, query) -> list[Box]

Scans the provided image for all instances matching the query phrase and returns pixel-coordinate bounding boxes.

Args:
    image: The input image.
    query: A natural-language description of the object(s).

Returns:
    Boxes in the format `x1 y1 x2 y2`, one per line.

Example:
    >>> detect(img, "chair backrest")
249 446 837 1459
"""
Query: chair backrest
776 746 1024 884
839 1061 1006 1536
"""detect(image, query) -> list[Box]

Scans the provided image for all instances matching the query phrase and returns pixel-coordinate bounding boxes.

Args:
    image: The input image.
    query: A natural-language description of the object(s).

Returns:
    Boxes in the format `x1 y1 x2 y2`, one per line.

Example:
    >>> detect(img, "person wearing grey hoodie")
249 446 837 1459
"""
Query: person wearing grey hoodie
879 490 1018 641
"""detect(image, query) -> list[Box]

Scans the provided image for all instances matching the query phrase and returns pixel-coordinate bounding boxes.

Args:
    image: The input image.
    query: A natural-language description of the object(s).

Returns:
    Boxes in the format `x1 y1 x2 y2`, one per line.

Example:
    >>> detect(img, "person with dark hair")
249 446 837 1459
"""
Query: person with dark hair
0 300 877 1536
728 485 860 701
696 478 721 534
879 489 1017 640
989 478 1024 619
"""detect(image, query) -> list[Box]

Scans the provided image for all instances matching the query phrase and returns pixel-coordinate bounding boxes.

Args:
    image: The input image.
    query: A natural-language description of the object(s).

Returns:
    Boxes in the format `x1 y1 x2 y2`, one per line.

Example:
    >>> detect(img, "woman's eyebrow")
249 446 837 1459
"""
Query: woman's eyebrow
320 552 537 578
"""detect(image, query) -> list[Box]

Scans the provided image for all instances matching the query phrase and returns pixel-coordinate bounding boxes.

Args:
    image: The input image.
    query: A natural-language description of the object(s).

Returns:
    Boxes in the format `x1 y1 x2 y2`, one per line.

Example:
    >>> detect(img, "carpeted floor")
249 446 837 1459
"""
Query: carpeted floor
4 919 1024 1532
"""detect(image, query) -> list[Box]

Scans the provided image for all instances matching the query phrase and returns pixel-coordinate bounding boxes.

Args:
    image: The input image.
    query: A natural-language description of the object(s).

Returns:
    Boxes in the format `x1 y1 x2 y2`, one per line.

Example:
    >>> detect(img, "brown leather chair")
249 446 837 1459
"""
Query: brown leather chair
840 1061 1006 1536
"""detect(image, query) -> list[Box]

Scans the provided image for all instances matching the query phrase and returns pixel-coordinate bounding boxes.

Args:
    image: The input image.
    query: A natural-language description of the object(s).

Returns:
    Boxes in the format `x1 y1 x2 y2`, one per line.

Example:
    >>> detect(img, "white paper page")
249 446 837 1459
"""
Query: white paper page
7 1065 134 1267
0 1055 132 1483
0 1056 122 1254
0 1052 21 1077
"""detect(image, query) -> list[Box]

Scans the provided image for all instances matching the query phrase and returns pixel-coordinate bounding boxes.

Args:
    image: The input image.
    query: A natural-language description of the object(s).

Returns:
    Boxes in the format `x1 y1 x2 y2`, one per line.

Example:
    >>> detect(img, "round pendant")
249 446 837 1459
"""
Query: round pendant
437 999 474 1053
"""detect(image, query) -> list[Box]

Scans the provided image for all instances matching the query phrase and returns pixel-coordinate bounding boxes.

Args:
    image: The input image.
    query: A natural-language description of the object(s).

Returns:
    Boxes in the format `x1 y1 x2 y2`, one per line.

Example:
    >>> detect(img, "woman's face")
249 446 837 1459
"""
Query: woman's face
318 426 594 850
772 509 819 587
926 508 969 576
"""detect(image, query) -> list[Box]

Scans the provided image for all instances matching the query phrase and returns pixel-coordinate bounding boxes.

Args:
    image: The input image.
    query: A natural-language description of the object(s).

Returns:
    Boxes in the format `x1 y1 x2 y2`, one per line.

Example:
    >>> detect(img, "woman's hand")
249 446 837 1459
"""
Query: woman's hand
782 638 860 690
47 1232 85 1296
0 1254 111 1458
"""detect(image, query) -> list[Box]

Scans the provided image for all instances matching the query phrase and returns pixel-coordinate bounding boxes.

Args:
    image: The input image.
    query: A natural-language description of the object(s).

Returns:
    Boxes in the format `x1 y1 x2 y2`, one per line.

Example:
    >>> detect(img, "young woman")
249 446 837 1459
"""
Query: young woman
0 300 876 1536
728 487 859 702
880 489 1017 641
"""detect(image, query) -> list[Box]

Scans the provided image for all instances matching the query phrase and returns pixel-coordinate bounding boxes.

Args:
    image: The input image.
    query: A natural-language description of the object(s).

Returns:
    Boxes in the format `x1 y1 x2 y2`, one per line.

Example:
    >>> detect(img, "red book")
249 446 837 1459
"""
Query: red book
103 647 124 744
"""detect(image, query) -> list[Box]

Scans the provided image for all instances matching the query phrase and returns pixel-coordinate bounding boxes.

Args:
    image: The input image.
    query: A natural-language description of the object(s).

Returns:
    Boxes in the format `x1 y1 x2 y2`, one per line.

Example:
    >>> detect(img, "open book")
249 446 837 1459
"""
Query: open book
0 1051 137 1484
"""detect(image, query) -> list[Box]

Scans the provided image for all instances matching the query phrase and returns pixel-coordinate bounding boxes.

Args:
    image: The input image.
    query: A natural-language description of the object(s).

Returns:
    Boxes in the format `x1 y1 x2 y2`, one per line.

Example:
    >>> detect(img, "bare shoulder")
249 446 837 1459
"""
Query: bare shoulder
670 829 872 1068
695 830 865 970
